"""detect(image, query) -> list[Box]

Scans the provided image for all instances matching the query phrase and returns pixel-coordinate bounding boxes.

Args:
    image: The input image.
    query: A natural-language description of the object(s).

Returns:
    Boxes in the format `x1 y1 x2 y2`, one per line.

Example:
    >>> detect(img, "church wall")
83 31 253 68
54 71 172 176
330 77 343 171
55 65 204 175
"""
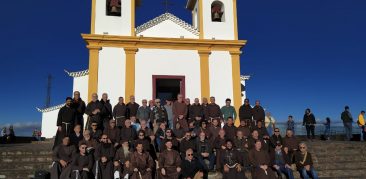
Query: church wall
41 110 59 138
209 51 234 106
98 47 126 106
73 75 89 102
202 0 235 40
95 0 132 35
137 20 198 39
135 49 201 103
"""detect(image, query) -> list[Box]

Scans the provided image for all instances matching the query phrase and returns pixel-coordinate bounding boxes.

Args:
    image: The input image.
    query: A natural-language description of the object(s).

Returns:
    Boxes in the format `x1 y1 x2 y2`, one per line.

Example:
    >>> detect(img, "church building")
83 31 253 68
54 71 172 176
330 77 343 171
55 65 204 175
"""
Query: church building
38 0 249 138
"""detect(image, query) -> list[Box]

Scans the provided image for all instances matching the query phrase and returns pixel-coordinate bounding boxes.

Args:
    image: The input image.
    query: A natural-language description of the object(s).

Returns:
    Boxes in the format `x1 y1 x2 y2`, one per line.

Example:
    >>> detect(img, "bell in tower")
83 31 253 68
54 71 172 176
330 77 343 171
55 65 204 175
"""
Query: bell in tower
107 0 121 16
211 1 224 22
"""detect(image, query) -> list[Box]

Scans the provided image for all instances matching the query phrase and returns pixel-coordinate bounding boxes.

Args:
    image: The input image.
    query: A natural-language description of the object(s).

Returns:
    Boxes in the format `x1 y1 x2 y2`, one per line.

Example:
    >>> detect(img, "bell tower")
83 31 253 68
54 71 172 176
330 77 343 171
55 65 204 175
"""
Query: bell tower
186 0 238 40
90 0 141 36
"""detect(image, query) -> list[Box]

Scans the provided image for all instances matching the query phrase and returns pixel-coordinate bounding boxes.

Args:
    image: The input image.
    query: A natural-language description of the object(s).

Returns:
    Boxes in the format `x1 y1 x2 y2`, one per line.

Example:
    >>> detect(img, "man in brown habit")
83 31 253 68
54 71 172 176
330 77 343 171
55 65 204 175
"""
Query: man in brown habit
114 140 132 178
54 97 77 148
72 91 86 131
94 134 115 179
206 96 223 122
51 136 77 179
249 140 276 179
85 93 103 130
130 142 154 179
103 119 120 147
220 140 247 179
159 140 182 179
70 142 94 179
126 95 140 119
173 94 188 130
113 97 127 129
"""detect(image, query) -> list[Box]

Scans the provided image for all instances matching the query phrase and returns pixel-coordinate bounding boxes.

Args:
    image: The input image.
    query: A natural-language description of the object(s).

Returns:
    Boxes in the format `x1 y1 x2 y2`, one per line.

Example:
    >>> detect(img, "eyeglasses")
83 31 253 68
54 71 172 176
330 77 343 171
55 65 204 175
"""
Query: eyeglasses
102 138 108 139
299 147 306 149
187 153 193 156
274 131 280 132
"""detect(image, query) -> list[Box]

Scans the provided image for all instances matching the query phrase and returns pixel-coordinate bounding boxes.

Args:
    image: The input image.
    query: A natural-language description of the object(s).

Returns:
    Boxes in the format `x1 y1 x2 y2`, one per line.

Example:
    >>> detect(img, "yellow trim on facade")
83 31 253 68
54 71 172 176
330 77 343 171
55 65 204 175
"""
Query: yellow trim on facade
131 0 136 36
124 47 138 103
198 0 204 39
90 0 96 34
87 46 101 102
198 50 211 99
230 51 242 127
81 34 246 51
233 0 238 40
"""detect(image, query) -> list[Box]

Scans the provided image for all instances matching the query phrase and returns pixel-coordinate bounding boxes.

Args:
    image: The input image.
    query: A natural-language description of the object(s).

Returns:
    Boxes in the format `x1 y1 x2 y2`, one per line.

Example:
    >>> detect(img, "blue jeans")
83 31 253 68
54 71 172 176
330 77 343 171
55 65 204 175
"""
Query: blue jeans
276 165 294 179
301 167 318 179
198 153 215 170
344 122 353 141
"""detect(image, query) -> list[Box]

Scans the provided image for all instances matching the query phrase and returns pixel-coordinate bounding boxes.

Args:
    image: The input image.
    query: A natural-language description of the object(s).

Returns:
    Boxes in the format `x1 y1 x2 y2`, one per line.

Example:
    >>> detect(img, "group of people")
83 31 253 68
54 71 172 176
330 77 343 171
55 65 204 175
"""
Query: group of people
52 91 319 179
1 125 15 144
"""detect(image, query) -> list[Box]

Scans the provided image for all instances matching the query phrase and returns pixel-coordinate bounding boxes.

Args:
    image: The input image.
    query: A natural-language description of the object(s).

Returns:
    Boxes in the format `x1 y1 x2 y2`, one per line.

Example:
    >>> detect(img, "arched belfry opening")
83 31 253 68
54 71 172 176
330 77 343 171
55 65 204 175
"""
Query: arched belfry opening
106 0 122 16
211 1 224 22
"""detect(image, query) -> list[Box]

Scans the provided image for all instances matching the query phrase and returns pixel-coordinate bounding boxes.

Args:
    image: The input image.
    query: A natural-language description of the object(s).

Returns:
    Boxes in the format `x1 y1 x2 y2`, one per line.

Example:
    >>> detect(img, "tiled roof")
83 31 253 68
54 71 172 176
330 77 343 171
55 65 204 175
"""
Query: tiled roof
36 103 65 113
64 69 89 78
136 12 199 36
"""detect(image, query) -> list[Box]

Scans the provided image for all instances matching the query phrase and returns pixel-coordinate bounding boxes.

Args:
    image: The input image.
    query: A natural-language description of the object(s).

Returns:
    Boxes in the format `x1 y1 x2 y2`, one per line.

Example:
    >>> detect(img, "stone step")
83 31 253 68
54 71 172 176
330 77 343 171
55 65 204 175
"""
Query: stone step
0 162 50 170
314 155 366 163
0 156 52 163
316 169 366 177
315 161 366 170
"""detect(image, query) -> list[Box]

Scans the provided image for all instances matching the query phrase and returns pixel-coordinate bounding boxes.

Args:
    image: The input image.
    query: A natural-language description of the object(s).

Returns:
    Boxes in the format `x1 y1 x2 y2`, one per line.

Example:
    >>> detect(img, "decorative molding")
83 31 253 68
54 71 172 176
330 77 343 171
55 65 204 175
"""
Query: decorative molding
136 12 199 36
64 69 89 78
240 75 250 81
36 103 65 113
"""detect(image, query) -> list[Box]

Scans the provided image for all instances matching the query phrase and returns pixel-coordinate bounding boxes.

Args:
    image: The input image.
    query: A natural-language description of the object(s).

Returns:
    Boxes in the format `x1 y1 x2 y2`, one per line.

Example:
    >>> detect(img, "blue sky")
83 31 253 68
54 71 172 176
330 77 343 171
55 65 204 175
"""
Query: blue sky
0 0 365 135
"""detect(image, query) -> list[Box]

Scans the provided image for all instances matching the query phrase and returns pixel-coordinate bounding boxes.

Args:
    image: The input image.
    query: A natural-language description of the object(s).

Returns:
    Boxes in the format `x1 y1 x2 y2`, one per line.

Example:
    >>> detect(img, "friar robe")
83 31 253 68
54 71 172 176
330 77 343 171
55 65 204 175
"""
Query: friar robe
113 103 127 128
172 101 188 130
69 132 83 148
234 137 250 168
237 125 251 138
114 146 132 178
103 126 121 145
223 124 237 141
205 103 222 120
51 144 77 179
220 148 247 179
85 100 103 129
94 143 115 179
189 103 204 121
208 124 221 145
249 148 276 179
126 102 140 118
54 105 77 148
72 98 86 130
158 149 182 179
120 127 137 143
79 138 98 153
70 153 94 179
179 138 196 157
100 100 113 129
213 136 227 170
90 129 103 141
252 126 269 138
252 105 265 122
239 104 253 128
130 151 154 179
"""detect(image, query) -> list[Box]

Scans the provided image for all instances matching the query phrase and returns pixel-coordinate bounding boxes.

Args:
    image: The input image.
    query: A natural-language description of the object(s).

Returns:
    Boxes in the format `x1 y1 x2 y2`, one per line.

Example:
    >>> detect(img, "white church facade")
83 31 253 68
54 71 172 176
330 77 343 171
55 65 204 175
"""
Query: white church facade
38 0 249 138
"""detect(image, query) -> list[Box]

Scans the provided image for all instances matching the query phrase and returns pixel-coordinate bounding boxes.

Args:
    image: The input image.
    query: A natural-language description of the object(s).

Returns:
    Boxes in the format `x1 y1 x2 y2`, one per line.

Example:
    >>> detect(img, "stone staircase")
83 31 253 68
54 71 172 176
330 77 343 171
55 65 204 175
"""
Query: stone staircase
0 142 53 179
307 140 366 179
0 140 365 179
